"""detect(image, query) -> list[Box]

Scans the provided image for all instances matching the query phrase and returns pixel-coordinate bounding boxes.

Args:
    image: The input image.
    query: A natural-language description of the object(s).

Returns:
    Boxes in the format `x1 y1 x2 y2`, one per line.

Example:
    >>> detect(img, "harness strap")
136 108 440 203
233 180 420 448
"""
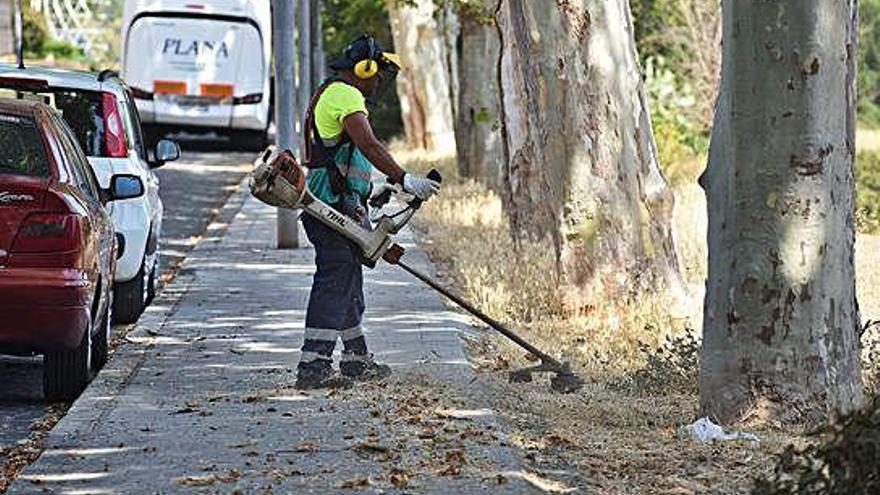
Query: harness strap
303 79 354 197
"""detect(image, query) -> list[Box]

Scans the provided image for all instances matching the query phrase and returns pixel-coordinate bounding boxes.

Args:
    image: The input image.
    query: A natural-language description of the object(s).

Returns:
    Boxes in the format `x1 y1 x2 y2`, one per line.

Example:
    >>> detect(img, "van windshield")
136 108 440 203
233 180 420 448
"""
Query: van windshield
0 115 49 177
0 87 106 157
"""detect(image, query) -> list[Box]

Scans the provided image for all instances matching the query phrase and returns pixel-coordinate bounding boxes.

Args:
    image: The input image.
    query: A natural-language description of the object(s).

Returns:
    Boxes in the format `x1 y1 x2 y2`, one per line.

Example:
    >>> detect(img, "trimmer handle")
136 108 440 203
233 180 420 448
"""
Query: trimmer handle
427 169 443 182
369 169 444 210
409 169 443 209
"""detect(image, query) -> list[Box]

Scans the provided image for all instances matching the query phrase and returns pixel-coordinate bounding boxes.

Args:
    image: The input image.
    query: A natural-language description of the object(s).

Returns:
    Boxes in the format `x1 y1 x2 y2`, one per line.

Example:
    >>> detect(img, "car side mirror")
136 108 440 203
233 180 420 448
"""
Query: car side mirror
107 174 145 201
151 139 180 168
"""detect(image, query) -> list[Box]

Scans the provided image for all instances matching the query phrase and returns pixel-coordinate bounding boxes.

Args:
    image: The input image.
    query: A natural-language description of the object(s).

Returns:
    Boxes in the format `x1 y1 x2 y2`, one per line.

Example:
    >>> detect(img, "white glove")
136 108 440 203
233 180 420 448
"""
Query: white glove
403 173 441 201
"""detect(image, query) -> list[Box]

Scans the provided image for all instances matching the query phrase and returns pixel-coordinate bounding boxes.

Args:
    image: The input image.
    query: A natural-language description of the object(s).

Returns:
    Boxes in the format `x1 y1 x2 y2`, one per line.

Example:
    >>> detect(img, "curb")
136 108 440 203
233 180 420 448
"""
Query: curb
40 176 253 449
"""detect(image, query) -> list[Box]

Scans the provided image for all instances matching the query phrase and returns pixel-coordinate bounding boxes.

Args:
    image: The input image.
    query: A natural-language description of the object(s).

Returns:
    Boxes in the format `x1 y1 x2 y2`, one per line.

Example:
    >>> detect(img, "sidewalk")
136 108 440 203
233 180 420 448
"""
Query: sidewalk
9 182 537 494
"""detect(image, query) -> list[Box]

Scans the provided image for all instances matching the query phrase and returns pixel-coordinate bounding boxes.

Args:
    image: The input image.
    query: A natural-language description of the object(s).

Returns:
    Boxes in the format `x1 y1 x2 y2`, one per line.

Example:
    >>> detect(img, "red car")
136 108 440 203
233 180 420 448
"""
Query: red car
0 99 144 400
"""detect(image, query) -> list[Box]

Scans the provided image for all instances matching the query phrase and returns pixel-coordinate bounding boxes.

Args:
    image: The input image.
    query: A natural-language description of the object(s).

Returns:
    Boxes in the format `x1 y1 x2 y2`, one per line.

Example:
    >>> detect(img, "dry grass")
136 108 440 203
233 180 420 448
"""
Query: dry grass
403 151 694 378
858 127 880 153
477 375 800 495
396 142 880 493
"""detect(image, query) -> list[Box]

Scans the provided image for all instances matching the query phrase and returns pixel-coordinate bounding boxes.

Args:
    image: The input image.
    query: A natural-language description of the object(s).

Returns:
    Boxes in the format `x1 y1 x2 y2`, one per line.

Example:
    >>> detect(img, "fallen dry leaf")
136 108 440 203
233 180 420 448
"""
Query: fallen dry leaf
353 443 394 462
174 475 218 487
339 477 371 489
389 468 412 488
438 449 467 476
295 442 316 453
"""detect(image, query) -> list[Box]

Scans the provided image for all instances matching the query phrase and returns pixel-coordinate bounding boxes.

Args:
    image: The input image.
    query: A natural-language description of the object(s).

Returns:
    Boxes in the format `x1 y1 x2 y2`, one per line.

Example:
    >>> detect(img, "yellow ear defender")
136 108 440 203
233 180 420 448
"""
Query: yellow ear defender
353 36 380 79
354 58 379 79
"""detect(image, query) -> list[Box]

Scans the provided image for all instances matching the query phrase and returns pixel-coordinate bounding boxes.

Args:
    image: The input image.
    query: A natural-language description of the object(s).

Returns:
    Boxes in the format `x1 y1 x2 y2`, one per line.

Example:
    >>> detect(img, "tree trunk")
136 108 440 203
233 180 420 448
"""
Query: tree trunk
387 0 457 153
439 0 459 124
699 0 862 424
455 1 504 190
496 0 682 309
0 0 12 55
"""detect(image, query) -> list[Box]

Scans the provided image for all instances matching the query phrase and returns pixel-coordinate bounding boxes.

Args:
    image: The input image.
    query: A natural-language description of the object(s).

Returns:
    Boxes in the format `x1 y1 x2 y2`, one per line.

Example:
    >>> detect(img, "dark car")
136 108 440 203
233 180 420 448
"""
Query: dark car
0 99 145 400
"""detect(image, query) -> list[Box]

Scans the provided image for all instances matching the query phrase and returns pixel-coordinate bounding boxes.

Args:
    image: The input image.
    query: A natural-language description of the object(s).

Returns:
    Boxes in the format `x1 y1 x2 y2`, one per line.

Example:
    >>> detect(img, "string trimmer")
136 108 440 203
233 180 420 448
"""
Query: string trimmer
249 147 584 394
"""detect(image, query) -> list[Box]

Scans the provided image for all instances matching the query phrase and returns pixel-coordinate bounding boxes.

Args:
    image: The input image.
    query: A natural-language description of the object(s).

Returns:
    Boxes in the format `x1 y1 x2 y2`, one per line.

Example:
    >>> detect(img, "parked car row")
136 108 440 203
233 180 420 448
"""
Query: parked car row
0 65 180 400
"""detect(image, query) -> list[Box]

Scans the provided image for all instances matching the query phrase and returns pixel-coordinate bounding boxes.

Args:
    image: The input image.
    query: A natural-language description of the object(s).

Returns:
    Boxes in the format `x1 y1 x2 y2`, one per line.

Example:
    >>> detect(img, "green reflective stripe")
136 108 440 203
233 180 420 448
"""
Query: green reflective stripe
344 145 372 197
345 168 372 183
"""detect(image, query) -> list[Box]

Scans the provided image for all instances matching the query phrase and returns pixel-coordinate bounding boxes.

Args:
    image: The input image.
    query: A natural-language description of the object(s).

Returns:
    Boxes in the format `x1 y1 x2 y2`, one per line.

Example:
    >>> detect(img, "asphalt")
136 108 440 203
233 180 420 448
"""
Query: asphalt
6 181 537 494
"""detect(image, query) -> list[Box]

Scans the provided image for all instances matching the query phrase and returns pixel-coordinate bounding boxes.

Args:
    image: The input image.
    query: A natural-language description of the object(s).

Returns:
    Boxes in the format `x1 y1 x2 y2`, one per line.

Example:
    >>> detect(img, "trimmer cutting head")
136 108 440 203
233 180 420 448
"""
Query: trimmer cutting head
509 359 584 394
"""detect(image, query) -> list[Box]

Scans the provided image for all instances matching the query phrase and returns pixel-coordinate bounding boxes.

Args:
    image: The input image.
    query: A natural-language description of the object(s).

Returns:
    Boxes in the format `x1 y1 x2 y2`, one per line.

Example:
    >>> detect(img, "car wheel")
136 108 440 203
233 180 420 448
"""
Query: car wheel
146 259 157 305
113 260 147 324
91 292 112 370
43 322 92 401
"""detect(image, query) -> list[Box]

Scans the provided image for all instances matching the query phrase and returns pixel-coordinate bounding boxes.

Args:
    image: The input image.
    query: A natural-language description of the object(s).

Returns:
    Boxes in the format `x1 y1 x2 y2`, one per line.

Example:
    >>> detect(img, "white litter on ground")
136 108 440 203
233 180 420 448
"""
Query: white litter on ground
681 417 760 443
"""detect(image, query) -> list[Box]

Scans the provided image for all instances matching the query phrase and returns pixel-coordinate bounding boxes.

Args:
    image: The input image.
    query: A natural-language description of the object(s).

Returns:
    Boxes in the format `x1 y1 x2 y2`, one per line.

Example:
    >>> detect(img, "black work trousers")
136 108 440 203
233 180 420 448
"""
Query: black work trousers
297 213 369 374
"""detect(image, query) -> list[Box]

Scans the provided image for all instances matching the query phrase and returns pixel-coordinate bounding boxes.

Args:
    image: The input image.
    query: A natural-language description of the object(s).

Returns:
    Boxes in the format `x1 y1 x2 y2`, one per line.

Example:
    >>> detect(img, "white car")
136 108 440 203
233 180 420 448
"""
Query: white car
0 65 180 323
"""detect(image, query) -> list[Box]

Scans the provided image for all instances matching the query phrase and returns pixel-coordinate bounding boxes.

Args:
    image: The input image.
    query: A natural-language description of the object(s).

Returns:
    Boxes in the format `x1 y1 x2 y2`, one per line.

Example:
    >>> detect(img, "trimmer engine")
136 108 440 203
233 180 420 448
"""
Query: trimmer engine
249 146 432 267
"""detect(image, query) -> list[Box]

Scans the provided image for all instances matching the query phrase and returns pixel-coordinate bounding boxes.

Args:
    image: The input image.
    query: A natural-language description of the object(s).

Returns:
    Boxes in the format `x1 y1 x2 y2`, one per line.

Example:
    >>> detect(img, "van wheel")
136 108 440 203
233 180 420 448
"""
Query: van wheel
113 261 147 324
91 292 112 370
44 324 92 401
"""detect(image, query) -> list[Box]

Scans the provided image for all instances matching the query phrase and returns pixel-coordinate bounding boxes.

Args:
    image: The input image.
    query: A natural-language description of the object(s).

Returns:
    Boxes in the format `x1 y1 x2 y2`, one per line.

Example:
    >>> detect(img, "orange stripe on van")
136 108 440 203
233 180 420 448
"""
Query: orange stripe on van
200 83 234 98
154 80 187 95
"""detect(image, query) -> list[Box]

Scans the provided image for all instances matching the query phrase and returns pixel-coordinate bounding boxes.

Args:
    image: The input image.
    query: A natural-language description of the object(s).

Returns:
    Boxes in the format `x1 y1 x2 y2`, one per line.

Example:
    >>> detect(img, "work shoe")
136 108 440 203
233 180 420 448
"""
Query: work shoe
340 353 392 382
294 367 353 390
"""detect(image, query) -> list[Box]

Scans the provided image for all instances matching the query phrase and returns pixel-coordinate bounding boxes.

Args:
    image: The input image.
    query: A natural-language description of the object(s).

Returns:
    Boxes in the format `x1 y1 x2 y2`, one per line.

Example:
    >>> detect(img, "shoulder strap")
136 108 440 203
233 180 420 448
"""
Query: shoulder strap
303 78 354 165
303 80 335 165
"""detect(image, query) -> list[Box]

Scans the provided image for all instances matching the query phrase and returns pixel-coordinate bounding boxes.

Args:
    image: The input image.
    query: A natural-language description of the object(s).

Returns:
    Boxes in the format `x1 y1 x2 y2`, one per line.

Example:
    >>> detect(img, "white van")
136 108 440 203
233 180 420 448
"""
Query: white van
122 0 272 149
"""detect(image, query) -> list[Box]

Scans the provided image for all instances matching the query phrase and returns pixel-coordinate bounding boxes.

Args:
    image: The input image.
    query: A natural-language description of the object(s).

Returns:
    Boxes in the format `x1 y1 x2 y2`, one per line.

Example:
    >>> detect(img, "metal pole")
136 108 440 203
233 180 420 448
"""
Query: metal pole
14 0 24 69
273 0 300 248
309 0 324 87
297 0 311 138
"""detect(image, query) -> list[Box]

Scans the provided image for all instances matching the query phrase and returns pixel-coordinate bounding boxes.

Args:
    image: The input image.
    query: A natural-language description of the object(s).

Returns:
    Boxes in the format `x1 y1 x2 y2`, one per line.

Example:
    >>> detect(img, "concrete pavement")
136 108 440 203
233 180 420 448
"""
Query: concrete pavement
8 180 537 494
0 150 251 462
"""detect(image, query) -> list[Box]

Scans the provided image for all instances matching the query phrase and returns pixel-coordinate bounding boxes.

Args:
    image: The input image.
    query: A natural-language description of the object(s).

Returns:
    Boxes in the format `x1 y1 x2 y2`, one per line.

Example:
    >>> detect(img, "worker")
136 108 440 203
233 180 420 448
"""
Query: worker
295 34 440 390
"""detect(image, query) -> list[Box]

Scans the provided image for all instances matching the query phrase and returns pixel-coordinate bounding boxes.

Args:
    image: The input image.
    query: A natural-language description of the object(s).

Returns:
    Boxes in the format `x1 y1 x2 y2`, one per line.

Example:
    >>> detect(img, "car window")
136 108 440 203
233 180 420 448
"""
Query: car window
0 114 50 177
53 113 101 202
0 85 106 157
122 89 148 160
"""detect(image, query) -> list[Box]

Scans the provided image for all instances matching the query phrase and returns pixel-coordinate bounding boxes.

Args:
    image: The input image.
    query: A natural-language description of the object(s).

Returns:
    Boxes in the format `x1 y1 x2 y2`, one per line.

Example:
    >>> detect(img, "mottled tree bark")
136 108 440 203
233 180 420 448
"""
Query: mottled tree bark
455 1 504 190
496 0 682 309
700 0 862 424
387 0 457 152
438 0 459 123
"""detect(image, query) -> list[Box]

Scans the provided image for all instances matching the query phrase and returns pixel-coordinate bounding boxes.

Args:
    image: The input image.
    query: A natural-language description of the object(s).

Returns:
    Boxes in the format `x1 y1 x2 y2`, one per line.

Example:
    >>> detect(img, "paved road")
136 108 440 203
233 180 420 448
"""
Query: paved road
0 147 252 461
